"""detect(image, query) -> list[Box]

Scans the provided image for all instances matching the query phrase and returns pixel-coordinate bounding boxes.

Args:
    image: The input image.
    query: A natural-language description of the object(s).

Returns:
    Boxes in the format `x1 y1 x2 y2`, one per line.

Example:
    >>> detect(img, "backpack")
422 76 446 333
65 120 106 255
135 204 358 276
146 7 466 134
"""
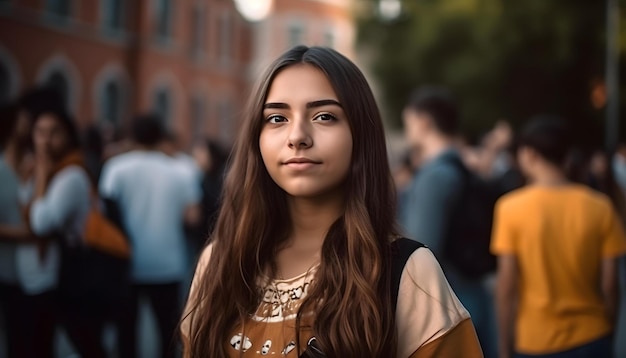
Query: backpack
299 238 425 358
441 155 499 279
49 156 131 312
58 193 131 309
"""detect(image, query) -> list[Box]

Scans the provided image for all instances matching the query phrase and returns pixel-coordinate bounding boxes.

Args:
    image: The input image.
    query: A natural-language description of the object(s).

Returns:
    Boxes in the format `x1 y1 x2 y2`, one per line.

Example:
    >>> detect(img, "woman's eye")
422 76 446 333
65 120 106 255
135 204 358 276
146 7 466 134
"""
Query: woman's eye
266 115 287 124
314 113 336 122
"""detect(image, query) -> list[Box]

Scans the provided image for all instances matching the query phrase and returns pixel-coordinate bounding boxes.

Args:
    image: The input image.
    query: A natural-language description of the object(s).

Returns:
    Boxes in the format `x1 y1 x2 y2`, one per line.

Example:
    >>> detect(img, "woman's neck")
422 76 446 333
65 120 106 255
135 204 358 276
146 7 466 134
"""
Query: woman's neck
286 193 345 252
273 193 344 280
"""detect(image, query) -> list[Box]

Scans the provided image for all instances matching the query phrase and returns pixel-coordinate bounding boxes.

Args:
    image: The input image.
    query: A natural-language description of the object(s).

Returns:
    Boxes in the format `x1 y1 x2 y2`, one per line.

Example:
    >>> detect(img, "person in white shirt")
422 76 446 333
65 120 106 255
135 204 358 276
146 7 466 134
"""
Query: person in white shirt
99 114 201 358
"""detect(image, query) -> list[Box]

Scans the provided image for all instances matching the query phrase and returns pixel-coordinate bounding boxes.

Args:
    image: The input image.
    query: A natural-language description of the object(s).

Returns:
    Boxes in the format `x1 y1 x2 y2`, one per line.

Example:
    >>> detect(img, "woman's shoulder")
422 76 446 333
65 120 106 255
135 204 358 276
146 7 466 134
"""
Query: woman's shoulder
181 242 215 338
52 165 91 190
396 248 481 357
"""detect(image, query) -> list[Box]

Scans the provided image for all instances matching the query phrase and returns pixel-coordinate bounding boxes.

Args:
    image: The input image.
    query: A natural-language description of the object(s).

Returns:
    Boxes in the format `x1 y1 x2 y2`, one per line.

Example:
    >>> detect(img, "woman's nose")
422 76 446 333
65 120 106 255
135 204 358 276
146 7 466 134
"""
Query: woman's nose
287 119 313 149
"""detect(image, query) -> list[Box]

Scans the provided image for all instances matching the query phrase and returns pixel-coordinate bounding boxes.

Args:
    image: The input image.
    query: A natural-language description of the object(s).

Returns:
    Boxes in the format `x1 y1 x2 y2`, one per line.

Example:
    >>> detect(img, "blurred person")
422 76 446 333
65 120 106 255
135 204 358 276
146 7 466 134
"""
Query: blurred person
612 143 626 198
82 124 105 183
181 45 481 358
0 99 58 358
400 86 464 255
589 150 626 220
401 86 496 357
482 121 515 178
491 116 626 358
101 121 133 161
162 131 203 228
99 114 201 358
466 122 525 195
564 148 590 185
28 105 107 357
394 147 422 223
162 132 202 179
190 138 227 245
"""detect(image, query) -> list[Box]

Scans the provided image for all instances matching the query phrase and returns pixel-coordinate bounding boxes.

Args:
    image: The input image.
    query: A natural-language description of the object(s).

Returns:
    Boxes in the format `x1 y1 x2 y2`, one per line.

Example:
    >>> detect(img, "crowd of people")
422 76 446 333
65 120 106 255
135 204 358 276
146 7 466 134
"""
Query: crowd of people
0 87 227 357
1 45 625 358
395 87 626 358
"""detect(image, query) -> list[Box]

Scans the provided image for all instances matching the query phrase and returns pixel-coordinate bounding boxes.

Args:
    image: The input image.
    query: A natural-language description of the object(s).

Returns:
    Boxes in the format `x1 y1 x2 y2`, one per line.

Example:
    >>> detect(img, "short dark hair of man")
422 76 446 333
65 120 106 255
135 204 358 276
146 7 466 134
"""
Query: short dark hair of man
131 114 166 147
519 115 571 167
406 86 459 136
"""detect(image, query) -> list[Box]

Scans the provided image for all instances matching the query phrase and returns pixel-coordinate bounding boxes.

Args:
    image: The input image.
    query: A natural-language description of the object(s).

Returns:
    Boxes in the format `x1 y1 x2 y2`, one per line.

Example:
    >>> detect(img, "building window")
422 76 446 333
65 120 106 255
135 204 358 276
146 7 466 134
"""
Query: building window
103 0 124 32
288 23 304 47
153 87 172 126
45 0 71 18
190 96 206 141
190 5 205 56
154 0 173 40
100 80 122 126
44 70 70 110
218 11 232 64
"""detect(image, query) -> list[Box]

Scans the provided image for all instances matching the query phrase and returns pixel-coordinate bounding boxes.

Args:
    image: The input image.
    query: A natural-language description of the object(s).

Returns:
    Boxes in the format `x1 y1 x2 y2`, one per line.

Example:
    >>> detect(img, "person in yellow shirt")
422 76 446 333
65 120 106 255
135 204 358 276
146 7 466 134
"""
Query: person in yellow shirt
491 116 626 358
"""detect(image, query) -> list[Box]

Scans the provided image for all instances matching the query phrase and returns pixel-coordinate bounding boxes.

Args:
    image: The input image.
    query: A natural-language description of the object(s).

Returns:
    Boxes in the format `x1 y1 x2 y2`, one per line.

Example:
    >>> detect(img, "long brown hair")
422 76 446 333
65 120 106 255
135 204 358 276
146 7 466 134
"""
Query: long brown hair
186 46 398 357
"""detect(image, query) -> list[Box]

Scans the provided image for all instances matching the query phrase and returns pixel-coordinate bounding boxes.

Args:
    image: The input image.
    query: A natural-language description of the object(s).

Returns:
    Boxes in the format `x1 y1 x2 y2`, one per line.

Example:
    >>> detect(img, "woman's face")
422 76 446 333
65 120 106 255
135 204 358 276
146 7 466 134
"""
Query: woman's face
259 64 353 199
32 114 69 161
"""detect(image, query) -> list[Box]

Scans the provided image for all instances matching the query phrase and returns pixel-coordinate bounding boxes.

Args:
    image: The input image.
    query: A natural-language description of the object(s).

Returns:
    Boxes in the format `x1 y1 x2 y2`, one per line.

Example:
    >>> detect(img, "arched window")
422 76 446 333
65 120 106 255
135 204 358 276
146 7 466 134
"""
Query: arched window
190 5 205 56
101 80 122 125
103 0 124 32
0 62 10 105
218 11 232 64
46 0 71 18
155 0 172 39
153 87 172 126
44 70 70 110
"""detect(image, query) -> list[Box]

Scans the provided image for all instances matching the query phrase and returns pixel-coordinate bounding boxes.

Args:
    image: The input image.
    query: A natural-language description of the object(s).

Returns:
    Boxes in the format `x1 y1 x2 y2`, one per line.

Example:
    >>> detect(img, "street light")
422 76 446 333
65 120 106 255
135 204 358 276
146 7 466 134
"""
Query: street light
378 0 402 21
233 0 273 22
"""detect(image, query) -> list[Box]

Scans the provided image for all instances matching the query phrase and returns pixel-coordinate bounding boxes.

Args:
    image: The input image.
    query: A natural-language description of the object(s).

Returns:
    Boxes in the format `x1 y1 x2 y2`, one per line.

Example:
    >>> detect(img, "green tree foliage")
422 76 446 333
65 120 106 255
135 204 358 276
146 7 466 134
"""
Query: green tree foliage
358 0 621 147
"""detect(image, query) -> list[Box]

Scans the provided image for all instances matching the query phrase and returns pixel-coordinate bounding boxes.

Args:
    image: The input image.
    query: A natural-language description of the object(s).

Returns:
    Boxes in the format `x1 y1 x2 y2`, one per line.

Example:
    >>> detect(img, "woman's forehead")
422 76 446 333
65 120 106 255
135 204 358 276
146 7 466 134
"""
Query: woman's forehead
265 64 338 104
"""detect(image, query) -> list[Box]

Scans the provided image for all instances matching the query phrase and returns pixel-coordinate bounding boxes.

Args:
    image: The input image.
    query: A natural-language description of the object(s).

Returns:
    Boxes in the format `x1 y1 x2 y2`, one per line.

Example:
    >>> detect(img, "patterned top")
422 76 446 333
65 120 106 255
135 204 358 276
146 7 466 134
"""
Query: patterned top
182 244 483 358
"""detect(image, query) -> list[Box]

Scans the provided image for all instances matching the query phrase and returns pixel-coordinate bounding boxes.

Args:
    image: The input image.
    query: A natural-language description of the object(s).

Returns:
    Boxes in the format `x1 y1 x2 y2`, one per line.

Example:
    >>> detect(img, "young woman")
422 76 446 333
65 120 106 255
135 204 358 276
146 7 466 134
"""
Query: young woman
181 46 482 358
28 106 107 358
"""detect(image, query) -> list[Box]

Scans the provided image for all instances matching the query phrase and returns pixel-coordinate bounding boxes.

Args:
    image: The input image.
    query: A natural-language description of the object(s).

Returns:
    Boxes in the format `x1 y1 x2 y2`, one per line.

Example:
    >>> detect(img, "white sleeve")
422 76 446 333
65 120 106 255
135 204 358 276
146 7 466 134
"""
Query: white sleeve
98 161 117 199
182 171 202 206
395 248 472 357
30 167 91 236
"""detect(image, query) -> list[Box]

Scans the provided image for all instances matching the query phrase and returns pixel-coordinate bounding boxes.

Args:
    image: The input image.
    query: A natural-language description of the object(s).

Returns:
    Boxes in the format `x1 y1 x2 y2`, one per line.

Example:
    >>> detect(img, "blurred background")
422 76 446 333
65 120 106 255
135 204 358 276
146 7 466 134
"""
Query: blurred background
0 0 625 357
0 0 623 151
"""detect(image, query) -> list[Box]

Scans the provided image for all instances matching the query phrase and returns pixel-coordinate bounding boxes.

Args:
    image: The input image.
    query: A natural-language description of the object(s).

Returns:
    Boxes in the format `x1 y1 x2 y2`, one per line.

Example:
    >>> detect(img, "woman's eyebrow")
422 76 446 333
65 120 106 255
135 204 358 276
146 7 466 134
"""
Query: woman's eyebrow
263 99 342 110
306 99 342 109
263 102 289 109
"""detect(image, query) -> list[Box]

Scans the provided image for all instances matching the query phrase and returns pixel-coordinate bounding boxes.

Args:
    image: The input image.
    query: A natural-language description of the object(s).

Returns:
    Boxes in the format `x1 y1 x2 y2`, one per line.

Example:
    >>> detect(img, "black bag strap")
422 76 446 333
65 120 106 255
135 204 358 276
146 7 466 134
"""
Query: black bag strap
390 238 425 312
299 238 425 358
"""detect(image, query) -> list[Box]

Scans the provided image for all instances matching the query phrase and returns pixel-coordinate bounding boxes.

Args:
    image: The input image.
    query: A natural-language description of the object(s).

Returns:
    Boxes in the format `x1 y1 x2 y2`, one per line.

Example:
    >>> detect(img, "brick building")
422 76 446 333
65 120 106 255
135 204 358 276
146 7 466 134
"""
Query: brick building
0 0 355 146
